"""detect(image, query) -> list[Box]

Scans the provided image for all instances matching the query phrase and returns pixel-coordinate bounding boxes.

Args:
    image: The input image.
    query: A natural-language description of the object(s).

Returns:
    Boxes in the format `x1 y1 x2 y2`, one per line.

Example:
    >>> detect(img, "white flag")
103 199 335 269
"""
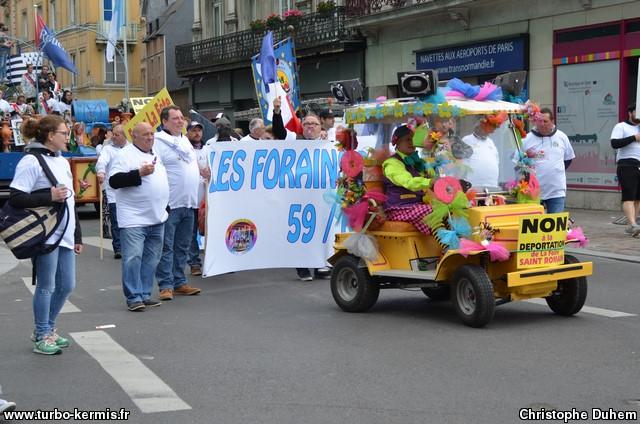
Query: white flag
106 0 124 63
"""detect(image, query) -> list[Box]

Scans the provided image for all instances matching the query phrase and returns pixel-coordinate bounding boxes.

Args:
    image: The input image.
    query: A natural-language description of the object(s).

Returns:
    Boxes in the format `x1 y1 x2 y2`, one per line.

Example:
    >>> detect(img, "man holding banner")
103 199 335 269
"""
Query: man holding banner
154 106 202 300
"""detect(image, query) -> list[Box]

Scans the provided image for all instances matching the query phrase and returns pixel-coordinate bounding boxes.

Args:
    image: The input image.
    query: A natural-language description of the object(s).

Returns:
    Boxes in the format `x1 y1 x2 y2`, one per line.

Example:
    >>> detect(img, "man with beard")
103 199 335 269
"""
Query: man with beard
186 121 210 275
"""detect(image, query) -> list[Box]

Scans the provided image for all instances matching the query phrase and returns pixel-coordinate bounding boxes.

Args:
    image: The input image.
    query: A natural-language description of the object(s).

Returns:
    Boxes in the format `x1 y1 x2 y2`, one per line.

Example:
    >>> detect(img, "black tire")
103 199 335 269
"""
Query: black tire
545 255 587 316
452 265 495 328
421 285 451 301
330 255 379 313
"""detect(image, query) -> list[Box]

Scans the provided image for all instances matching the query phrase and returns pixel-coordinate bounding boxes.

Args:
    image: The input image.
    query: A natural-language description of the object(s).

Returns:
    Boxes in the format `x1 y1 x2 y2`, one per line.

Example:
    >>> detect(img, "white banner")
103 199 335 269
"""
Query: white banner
203 140 346 277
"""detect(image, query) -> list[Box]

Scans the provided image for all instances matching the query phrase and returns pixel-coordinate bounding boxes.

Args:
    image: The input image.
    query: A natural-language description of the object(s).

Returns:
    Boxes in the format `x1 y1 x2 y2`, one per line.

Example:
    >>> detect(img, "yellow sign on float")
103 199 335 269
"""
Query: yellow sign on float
130 97 153 114
516 213 568 269
124 88 174 141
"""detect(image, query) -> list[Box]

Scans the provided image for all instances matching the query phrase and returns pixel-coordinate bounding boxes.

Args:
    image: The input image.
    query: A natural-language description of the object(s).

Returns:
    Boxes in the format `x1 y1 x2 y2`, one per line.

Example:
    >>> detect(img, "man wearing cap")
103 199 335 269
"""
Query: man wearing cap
382 124 433 235
186 120 210 275
610 104 640 237
154 106 202 300
240 118 266 141
206 116 241 143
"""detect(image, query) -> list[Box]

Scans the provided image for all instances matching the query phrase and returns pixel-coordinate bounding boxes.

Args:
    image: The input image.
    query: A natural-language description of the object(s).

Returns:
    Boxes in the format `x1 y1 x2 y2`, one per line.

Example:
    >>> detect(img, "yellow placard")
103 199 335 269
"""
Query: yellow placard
516 213 568 269
130 97 153 114
124 88 174 141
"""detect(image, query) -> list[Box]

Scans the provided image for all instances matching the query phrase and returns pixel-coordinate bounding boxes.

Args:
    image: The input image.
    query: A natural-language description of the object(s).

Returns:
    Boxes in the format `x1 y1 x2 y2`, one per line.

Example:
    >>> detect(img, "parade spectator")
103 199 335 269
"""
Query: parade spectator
0 90 12 116
10 115 83 354
272 97 330 281
109 122 169 311
91 127 107 155
319 109 336 140
264 125 275 140
38 65 50 88
39 90 58 115
522 108 575 213
154 106 202 300
0 24 13 83
57 90 73 117
610 104 640 237
186 121 210 276
44 72 61 99
96 124 128 258
12 94 34 116
21 63 37 103
240 118 266 141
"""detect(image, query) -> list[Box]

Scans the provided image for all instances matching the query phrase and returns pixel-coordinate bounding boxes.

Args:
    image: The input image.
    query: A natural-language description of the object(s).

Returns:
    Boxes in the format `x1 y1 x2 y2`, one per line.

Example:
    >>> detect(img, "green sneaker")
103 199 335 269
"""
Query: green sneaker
51 329 70 348
33 336 62 355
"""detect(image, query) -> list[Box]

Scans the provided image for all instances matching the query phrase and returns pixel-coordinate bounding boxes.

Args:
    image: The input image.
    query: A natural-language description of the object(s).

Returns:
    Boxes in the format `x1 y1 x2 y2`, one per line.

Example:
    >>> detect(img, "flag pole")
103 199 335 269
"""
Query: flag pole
123 0 129 113
33 5 40 108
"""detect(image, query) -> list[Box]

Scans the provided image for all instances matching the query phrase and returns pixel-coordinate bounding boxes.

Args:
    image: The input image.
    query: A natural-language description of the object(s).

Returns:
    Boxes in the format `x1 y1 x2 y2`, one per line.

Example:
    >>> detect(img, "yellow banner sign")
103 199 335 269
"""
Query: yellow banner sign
516 213 568 269
124 88 174 141
130 97 153 114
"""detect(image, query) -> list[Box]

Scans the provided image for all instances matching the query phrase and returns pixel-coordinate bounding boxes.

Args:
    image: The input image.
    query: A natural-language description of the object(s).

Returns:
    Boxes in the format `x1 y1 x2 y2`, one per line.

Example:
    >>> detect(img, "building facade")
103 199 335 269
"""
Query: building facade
347 0 640 210
5 0 144 107
141 0 193 112
176 0 365 129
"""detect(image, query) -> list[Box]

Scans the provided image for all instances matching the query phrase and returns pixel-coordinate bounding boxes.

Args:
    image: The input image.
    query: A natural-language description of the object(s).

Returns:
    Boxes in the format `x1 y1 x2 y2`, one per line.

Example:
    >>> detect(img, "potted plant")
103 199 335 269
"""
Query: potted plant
250 19 266 33
317 1 336 15
265 13 283 30
283 9 303 27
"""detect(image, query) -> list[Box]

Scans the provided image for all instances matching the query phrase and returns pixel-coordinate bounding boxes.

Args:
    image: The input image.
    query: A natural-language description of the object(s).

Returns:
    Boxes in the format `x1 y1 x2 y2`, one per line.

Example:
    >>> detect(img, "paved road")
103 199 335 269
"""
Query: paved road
1 211 639 423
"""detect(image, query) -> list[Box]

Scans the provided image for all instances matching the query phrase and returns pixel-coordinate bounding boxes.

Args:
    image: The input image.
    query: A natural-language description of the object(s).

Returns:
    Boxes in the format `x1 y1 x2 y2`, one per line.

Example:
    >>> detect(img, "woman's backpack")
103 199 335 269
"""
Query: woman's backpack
0 153 69 259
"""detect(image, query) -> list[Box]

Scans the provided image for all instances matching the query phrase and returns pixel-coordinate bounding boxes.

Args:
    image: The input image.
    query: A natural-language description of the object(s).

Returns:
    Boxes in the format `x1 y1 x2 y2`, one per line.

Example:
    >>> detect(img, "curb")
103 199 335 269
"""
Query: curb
566 247 640 264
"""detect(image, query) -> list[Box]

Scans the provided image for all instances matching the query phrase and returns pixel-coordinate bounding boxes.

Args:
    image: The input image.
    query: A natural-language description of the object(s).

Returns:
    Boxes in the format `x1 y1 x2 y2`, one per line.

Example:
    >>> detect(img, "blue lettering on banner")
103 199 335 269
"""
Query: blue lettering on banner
212 147 340 192
416 36 526 79
287 203 317 243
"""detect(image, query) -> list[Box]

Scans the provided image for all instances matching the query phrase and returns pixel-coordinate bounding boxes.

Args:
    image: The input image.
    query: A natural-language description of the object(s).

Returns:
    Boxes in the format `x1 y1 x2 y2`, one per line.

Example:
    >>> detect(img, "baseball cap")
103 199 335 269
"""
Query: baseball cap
319 109 334 119
187 121 203 131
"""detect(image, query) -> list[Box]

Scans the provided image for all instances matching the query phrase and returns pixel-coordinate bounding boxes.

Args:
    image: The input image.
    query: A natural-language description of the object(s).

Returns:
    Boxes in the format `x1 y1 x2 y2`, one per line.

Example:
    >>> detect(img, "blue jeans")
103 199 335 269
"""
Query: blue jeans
156 207 193 290
34 247 76 340
108 203 121 253
542 197 565 214
120 224 164 306
187 208 201 267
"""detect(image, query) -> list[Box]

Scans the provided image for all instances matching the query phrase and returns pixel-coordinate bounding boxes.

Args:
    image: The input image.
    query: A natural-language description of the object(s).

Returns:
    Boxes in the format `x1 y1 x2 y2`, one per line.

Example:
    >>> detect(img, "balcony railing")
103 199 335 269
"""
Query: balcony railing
95 21 139 42
175 7 363 75
345 0 432 17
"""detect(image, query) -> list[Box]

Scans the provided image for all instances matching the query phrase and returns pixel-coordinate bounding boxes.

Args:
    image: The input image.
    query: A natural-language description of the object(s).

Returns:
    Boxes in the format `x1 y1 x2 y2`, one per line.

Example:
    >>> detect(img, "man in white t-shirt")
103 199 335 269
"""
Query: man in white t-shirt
186 121 210 276
109 123 169 312
96 124 128 257
461 119 500 189
240 118 266 141
610 104 640 237
0 90 12 116
154 106 202 300
522 108 575 213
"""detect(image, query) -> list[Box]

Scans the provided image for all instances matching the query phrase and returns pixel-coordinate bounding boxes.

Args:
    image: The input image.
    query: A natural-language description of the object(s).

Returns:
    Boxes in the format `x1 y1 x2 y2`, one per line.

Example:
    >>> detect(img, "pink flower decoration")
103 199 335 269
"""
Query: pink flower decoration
340 151 364 178
433 177 463 204
527 174 540 198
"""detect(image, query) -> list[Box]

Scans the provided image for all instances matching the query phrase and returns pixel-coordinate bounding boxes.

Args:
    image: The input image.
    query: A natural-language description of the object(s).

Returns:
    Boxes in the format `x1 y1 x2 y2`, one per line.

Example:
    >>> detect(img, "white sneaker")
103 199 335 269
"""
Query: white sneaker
0 399 17 414
624 224 640 236
299 276 313 282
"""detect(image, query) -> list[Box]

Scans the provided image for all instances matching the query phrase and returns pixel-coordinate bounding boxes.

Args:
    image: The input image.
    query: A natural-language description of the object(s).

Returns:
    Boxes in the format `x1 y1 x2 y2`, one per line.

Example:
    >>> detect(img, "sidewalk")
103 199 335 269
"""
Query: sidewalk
568 208 640 261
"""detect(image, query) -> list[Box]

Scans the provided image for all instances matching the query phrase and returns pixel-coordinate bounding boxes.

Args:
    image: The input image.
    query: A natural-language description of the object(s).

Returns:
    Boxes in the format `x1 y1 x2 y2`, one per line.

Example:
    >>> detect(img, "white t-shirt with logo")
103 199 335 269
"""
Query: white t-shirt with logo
154 131 200 209
522 128 576 200
461 134 500 188
610 121 640 162
109 143 170 228
10 154 76 250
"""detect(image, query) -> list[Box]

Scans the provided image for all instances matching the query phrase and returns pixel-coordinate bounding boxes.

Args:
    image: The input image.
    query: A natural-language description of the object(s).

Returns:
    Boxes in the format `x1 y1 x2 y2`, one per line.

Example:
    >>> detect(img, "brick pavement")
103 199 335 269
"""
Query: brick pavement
568 208 639 259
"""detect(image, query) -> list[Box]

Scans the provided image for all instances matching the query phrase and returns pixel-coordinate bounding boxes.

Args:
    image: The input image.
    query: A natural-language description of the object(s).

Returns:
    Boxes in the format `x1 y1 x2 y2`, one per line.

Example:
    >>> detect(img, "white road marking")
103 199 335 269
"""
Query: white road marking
22 277 81 313
82 236 114 252
70 331 192 413
525 298 636 318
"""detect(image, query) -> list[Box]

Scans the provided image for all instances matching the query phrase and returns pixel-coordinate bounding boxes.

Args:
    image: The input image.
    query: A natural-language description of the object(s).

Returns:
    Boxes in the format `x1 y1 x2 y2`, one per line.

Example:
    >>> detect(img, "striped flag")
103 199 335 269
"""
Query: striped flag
5 53 43 86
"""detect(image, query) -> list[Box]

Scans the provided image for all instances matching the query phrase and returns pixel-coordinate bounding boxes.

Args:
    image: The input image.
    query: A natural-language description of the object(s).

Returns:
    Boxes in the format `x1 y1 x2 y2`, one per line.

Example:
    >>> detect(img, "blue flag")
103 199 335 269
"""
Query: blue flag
35 15 78 74
259 31 276 93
